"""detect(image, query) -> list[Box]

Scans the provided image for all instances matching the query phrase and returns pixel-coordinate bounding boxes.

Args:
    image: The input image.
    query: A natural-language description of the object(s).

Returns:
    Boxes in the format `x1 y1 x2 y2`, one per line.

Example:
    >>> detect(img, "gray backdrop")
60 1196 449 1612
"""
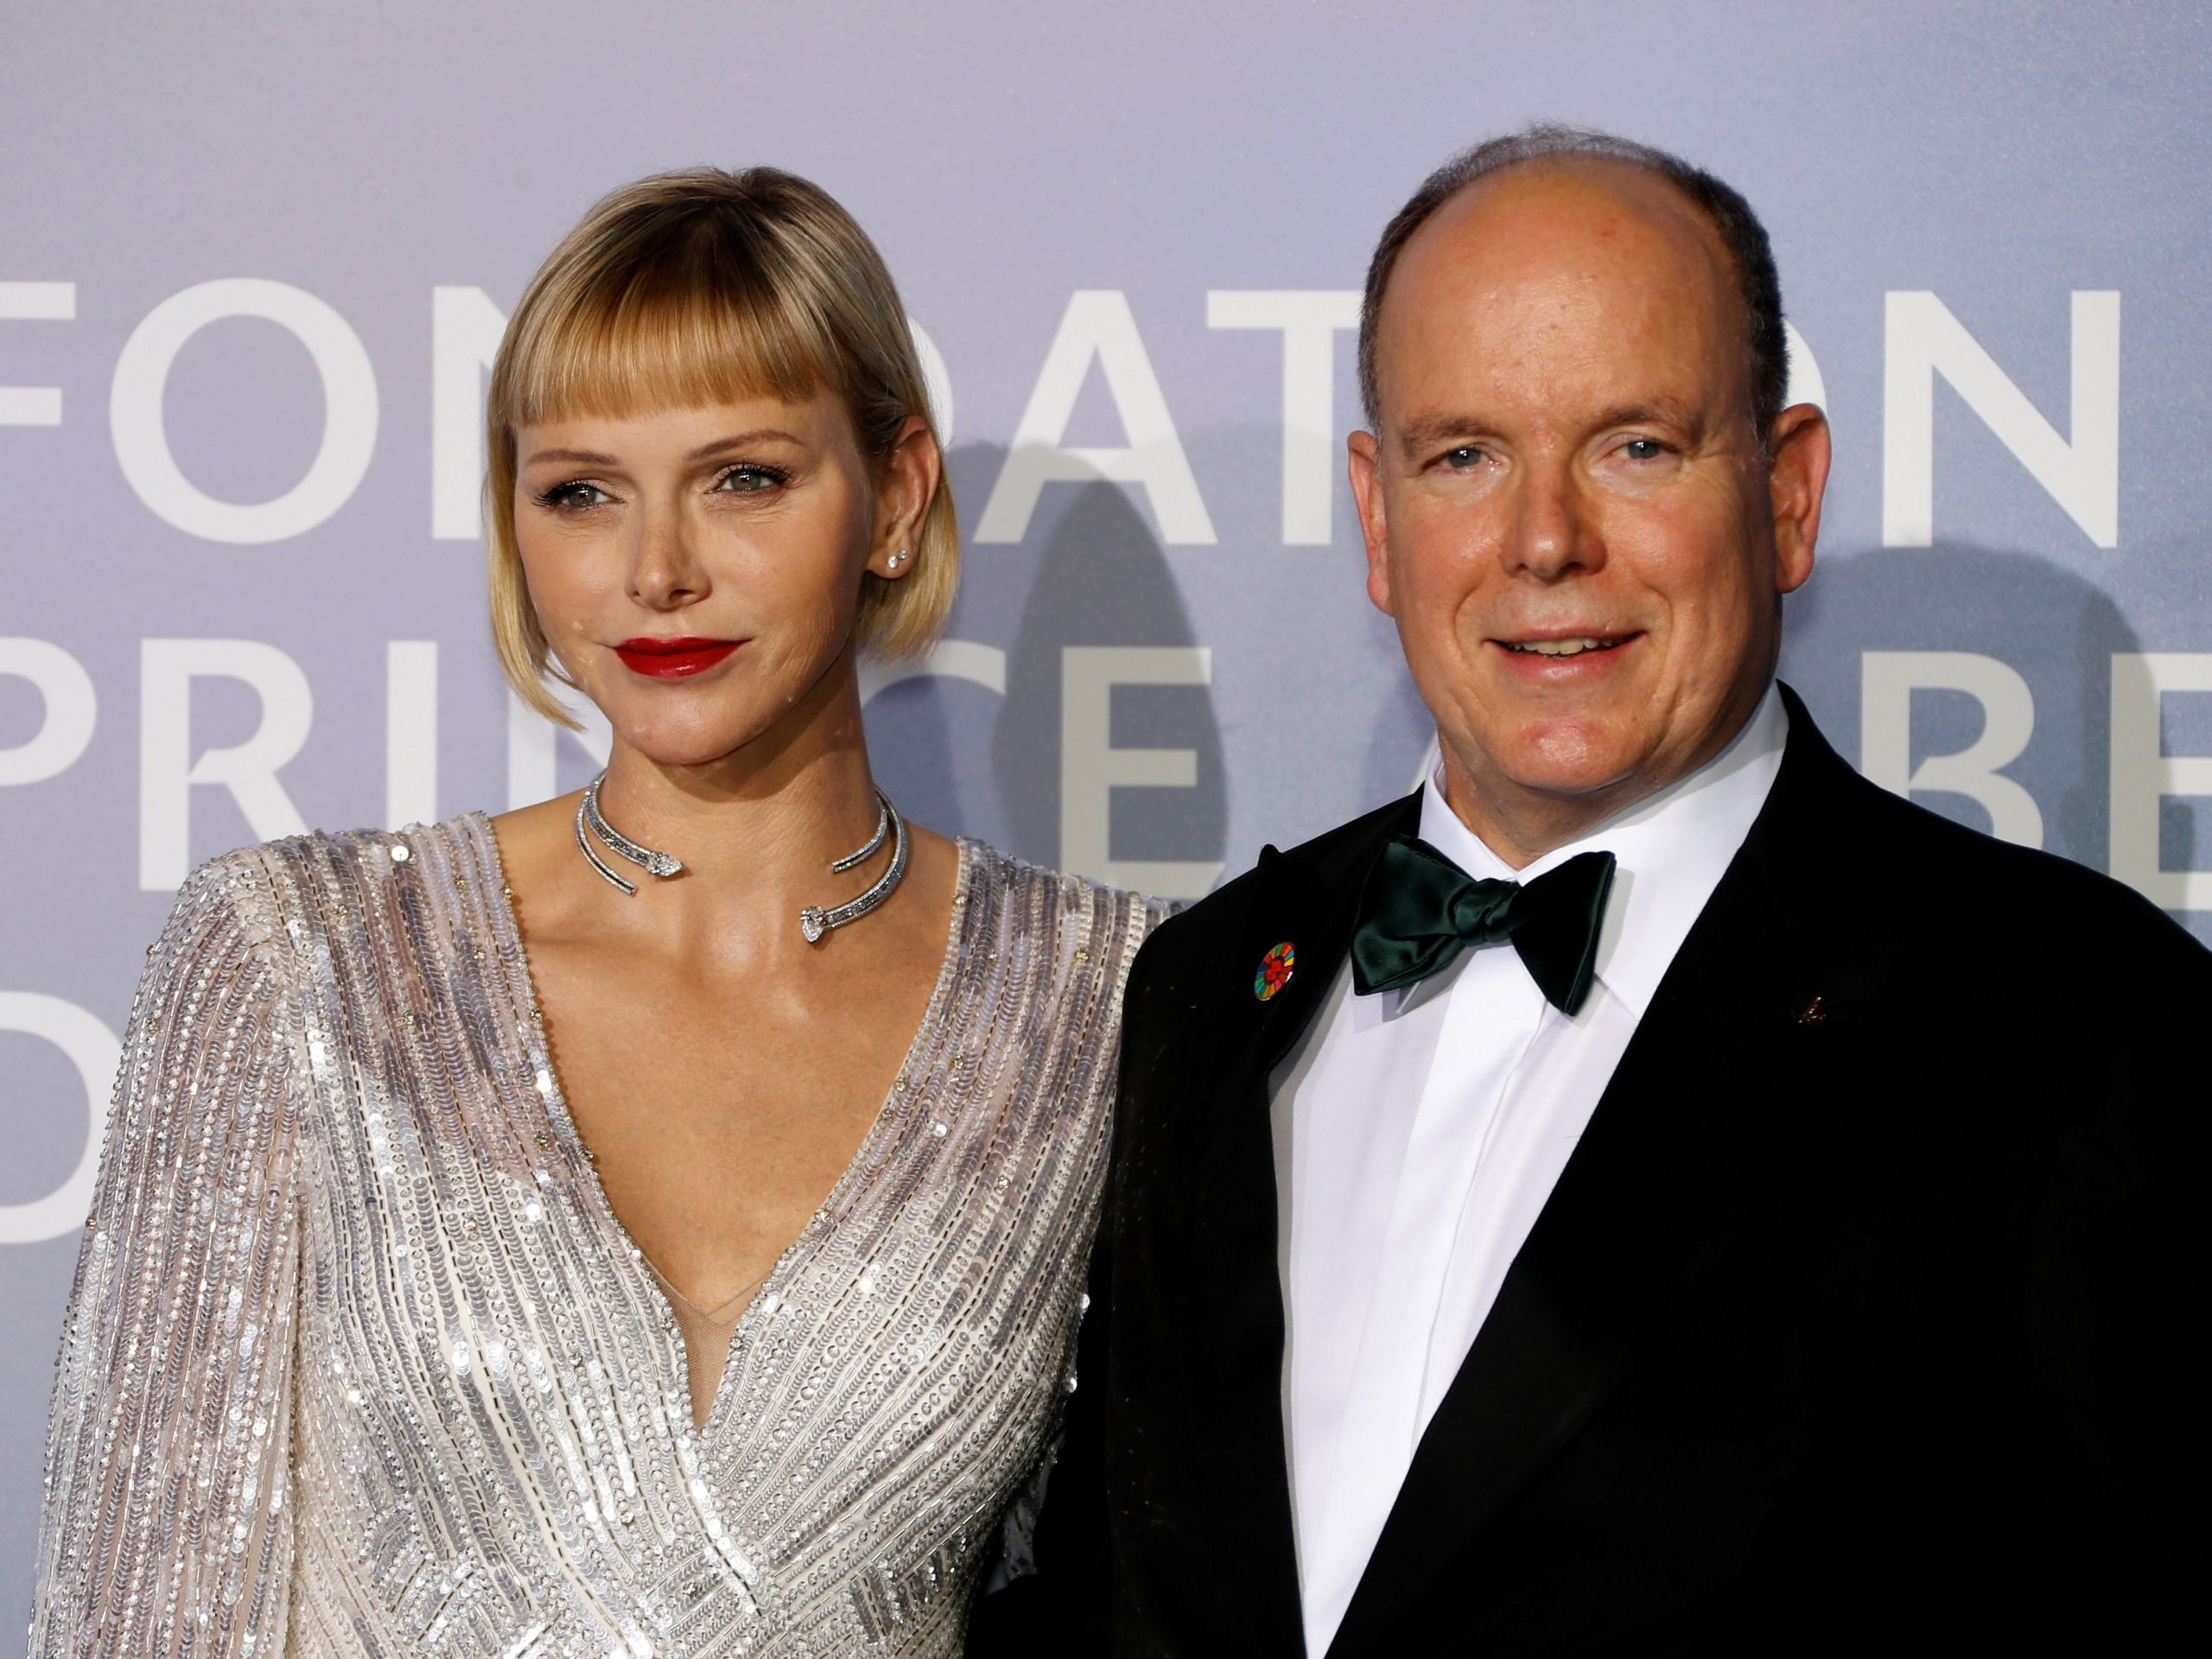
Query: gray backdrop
3 0 2208 1621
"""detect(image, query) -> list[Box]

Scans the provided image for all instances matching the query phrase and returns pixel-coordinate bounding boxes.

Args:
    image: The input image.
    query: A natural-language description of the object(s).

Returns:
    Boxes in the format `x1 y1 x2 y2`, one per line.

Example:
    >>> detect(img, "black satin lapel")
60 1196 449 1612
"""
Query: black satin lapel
1240 847 1362 1078
1325 789 1835 1659
1215 797 1424 1101
1179 846 1367 1614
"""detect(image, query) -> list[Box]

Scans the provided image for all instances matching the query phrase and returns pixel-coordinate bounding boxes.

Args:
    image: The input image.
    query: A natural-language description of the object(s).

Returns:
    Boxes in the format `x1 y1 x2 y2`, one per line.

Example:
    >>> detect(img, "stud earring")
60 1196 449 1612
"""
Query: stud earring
887 547 909 570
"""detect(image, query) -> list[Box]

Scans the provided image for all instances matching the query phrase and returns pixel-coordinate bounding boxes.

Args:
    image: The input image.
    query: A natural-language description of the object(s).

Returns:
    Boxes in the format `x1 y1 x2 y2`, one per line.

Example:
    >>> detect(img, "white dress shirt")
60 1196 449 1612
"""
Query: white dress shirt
1270 685 1789 1657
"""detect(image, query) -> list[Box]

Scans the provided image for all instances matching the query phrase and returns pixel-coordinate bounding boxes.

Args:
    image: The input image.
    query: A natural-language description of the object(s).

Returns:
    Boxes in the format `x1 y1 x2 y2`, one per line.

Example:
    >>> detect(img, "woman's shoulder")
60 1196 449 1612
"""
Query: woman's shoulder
957 838 1179 968
177 812 499 956
944 842 1172 1065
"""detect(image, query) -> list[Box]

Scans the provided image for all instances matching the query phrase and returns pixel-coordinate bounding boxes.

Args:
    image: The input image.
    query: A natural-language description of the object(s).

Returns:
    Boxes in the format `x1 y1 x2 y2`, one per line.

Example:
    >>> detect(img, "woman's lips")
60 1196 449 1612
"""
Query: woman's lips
612 637 743 678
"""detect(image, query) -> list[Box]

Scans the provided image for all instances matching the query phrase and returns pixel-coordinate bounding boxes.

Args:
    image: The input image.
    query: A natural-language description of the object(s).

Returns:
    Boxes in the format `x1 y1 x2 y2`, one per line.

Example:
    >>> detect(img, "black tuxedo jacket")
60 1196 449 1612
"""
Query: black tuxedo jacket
975 687 2211 1656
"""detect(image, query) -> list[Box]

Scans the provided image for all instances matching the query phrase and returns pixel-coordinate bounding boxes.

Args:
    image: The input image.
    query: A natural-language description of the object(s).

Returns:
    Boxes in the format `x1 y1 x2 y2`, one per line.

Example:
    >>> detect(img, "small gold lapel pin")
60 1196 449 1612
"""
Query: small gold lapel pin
1796 994 1827 1026
1254 941 1296 1001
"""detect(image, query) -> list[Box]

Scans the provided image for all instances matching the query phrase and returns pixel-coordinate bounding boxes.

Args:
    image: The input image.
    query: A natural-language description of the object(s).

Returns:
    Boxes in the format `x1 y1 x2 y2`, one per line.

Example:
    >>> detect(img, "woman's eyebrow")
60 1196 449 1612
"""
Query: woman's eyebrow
684 429 804 461
523 447 620 468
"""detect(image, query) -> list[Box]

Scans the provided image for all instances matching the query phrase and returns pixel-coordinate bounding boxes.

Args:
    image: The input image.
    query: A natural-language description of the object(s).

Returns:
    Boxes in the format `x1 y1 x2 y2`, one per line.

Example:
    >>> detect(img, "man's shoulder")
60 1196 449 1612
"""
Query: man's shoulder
1789 735 2209 984
1137 794 1415 968
1924 803 2203 972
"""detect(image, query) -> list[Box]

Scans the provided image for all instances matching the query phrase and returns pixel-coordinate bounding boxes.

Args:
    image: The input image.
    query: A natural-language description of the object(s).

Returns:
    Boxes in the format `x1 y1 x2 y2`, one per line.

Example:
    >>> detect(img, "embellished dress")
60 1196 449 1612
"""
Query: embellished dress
30 818 1162 1657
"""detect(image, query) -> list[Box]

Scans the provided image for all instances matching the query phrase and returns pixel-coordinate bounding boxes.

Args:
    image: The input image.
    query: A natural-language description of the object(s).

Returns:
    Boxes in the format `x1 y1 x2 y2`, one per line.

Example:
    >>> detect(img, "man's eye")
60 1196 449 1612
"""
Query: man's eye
537 480 611 512
1440 447 1485 470
1621 438 1668 461
715 464 789 495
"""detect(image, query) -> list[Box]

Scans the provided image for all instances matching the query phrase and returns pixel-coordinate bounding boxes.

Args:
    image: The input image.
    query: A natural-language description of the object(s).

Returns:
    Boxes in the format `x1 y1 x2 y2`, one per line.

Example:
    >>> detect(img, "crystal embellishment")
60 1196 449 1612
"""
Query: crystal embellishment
575 772 685 896
576 772 911 944
797 792 910 944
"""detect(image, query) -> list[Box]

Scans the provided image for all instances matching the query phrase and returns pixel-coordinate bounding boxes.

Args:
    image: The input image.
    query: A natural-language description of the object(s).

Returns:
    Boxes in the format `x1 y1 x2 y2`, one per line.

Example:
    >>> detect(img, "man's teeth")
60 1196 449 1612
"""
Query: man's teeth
1507 637 1619 657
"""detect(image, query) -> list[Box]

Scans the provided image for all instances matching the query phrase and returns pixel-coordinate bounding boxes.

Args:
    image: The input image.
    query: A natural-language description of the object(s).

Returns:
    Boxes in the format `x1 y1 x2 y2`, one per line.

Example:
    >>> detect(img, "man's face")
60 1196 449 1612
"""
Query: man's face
1349 160 1827 859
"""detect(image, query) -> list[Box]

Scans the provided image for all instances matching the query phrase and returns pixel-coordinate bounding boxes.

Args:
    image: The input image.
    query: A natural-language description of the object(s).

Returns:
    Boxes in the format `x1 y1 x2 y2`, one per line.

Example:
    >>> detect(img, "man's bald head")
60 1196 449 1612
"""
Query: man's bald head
1357 125 1787 453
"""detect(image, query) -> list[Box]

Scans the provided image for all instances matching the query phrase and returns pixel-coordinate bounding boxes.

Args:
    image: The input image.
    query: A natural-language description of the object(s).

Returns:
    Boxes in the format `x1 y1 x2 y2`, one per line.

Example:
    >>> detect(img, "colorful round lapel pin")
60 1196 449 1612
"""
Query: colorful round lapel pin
1253 941 1296 1001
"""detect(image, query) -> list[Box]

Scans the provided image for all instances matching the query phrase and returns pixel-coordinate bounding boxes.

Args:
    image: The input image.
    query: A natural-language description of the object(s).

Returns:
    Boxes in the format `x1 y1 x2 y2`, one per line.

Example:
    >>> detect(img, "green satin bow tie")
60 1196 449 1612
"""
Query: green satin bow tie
1351 837 1618 1014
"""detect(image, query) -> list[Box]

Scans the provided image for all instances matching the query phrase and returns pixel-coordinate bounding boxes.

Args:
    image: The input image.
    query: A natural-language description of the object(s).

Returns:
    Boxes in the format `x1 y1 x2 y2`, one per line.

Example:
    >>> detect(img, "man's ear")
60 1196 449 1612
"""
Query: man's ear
1348 429 1395 616
1767 403 1829 595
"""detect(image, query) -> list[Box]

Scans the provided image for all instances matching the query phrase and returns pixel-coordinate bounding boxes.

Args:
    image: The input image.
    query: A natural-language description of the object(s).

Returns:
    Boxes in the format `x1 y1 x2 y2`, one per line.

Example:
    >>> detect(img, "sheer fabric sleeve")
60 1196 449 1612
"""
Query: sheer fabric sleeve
30 855 305 1658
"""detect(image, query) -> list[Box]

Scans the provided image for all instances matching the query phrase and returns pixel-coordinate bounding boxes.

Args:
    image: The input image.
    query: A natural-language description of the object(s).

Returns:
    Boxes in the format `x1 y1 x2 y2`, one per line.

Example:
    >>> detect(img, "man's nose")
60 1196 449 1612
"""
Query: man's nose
627 505 707 609
1504 461 1599 581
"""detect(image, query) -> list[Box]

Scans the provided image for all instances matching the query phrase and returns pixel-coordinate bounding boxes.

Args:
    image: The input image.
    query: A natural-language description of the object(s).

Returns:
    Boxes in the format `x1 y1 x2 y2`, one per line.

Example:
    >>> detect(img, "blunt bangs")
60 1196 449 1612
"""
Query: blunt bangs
496 213 832 431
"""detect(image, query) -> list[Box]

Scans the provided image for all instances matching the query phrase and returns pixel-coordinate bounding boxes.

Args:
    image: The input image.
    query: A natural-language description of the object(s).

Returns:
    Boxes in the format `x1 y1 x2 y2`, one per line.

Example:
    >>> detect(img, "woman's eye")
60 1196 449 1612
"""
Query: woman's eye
538 480 611 512
714 464 787 495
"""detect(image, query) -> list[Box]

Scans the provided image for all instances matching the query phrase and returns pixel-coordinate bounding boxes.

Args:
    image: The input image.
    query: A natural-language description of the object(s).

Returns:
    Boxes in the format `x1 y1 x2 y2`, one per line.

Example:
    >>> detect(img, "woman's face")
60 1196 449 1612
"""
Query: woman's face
513 388 915 769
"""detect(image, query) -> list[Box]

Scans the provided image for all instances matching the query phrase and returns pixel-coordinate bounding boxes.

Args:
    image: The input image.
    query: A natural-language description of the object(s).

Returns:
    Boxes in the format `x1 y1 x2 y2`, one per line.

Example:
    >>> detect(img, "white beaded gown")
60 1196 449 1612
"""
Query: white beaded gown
30 817 1164 1657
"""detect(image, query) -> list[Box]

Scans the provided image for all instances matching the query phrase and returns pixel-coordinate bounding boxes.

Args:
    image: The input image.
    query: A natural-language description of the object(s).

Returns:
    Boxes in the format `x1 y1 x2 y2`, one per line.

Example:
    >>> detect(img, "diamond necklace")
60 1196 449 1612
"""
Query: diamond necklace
575 771 910 942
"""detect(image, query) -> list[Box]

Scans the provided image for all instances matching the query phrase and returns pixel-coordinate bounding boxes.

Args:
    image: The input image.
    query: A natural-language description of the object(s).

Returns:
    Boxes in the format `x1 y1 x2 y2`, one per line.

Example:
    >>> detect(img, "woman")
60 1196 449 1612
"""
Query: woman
32 167 1163 1657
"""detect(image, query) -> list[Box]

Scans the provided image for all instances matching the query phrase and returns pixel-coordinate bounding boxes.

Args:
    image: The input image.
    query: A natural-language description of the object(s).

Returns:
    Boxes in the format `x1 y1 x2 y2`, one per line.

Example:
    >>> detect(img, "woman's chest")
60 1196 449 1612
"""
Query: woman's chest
537 960 930 1328
284 994 1109 1645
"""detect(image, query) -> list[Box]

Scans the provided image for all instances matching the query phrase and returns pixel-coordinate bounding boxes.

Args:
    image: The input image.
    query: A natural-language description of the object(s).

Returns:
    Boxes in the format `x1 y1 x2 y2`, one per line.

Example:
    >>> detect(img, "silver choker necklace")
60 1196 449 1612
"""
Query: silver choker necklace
575 772 910 943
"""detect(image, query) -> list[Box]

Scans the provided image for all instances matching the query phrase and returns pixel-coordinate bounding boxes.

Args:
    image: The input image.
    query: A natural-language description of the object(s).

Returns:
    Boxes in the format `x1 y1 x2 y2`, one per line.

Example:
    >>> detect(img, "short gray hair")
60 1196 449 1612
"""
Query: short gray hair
1357 124 1788 452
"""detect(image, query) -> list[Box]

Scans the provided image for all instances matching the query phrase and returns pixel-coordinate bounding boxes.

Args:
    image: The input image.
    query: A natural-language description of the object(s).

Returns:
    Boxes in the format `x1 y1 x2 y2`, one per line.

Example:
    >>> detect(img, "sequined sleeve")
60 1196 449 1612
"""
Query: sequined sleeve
30 855 305 1658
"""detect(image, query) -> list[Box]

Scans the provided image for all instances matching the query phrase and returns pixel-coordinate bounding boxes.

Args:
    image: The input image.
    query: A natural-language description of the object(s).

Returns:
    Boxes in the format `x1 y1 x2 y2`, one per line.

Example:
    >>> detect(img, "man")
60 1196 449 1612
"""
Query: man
976 126 2209 1655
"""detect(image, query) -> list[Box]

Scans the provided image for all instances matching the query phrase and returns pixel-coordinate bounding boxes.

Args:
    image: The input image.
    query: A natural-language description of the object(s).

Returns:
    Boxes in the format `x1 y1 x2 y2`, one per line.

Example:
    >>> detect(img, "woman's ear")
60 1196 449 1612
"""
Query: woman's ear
866 415 940 581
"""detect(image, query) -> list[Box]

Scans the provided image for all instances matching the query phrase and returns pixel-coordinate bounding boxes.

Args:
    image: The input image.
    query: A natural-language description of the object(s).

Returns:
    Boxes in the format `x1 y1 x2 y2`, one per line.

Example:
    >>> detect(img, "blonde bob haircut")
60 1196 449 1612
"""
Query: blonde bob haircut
485 166 958 728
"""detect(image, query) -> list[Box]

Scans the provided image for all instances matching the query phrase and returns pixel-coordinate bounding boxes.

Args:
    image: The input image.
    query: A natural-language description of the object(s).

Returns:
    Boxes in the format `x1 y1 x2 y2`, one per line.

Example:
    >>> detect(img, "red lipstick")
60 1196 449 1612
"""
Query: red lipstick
612 637 742 678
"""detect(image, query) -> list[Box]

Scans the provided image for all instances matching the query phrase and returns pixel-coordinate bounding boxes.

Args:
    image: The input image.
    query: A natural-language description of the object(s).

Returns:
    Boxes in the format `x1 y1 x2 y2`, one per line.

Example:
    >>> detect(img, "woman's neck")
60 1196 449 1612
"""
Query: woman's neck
577 669 895 960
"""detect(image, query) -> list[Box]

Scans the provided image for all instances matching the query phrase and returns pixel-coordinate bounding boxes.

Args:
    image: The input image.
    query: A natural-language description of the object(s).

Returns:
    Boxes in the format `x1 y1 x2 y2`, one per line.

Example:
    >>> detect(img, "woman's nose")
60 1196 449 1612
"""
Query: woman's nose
626 506 708 608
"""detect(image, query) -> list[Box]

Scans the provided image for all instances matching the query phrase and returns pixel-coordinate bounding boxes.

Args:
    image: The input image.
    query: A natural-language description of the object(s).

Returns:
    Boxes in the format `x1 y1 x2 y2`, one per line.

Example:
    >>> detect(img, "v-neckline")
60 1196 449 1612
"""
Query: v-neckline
467 814 979 1442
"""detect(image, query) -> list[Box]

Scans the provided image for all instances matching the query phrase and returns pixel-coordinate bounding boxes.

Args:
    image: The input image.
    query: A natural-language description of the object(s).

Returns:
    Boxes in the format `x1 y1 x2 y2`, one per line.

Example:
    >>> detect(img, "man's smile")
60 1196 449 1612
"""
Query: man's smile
1498 633 1635 658
1487 628 1647 674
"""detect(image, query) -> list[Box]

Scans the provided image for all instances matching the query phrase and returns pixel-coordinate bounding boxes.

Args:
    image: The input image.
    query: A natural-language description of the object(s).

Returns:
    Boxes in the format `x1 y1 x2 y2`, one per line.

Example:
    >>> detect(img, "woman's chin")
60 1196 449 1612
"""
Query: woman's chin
597 657 850 772
625 734 757 771
600 709 764 771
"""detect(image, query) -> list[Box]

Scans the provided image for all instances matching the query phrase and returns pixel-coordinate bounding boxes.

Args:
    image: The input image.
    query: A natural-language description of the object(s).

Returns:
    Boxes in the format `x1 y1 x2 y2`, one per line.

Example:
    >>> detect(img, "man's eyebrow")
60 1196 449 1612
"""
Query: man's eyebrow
1591 399 1706 435
1394 413 1491 457
1391 399 1714 461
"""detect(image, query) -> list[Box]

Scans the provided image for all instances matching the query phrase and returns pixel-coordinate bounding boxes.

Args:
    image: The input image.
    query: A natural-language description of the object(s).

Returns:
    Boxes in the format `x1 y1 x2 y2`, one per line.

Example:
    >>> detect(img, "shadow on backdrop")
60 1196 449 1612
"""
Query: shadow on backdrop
860 444 1008 851
1362 646 1438 812
990 478 1225 881
859 636 969 842
1783 540 2145 877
